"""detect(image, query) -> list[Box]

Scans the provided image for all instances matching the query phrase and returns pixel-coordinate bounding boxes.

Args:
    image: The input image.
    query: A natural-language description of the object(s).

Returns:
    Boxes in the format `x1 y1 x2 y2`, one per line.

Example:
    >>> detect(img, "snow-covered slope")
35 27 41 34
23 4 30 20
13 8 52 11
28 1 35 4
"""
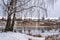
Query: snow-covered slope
0 32 28 40
0 32 45 40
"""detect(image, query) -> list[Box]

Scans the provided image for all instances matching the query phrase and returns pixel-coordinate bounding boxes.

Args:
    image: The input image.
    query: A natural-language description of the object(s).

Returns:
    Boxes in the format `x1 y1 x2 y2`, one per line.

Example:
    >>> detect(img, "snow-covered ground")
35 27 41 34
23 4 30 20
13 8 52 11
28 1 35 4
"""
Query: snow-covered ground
0 32 28 40
0 26 60 40
17 29 60 37
0 32 45 40
30 29 60 37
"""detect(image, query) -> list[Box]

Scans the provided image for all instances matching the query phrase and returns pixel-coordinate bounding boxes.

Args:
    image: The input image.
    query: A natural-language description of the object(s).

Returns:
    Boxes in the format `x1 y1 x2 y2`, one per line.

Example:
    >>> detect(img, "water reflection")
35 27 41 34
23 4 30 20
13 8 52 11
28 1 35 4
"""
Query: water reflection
14 26 60 36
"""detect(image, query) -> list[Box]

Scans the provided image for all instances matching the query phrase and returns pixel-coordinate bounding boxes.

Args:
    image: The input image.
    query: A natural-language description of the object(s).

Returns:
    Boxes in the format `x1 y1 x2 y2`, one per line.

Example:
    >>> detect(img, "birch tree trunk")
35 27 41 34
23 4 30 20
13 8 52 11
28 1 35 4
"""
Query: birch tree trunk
10 0 17 31
5 0 14 31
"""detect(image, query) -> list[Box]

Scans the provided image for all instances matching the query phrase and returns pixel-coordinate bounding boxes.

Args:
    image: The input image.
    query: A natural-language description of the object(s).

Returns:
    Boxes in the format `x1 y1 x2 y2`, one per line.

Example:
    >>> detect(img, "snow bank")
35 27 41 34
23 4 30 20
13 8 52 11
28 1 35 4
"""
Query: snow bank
27 35 45 40
0 32 28 40
0 32 45 40
40 32 59 37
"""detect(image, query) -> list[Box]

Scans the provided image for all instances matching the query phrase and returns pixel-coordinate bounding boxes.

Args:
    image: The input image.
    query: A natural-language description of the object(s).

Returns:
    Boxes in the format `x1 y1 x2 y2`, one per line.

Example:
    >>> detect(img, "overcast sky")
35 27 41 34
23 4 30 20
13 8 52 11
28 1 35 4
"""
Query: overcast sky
48 0 60 18
0 0 60 18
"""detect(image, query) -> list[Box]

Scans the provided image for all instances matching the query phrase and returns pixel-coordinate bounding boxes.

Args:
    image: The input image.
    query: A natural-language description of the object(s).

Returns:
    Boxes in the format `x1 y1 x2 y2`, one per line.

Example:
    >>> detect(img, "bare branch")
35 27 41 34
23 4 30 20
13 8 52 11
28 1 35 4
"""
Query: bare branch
5 0 31 17
16 6 47 17
16 6 47 13
2 0 7 7
4 0 47 18
13 0 31 10
18 0 31 7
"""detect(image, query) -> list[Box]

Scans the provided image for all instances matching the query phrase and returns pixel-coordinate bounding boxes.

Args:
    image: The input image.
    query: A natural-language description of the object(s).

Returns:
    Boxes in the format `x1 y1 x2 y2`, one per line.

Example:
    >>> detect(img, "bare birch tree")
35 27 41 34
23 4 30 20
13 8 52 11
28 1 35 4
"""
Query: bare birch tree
2 0 55 31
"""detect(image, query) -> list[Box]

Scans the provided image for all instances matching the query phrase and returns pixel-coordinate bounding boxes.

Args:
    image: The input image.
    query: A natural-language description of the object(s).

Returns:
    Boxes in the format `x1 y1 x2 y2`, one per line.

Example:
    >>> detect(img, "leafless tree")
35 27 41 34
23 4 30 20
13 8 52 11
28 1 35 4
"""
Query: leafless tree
2 0 48 31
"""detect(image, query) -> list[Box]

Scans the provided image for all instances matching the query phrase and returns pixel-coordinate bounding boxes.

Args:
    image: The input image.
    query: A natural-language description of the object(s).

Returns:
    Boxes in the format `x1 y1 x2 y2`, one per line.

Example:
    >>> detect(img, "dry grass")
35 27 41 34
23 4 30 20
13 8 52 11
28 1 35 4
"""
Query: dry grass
45 35 60 40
